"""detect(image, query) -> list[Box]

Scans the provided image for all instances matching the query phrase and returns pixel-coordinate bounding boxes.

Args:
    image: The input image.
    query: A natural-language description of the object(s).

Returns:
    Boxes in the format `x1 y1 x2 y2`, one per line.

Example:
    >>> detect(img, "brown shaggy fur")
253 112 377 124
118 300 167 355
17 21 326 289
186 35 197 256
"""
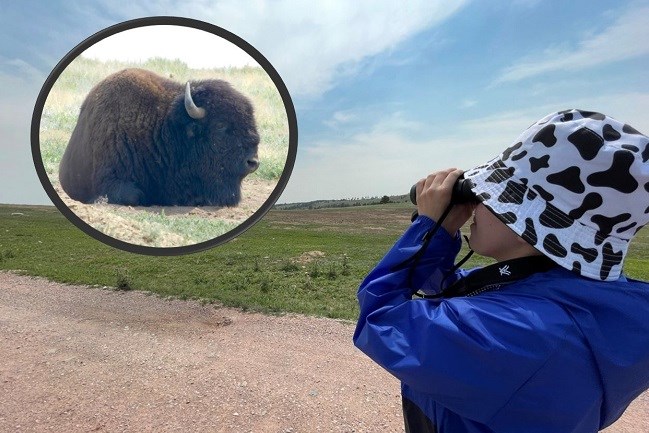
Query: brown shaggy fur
59 68 260 206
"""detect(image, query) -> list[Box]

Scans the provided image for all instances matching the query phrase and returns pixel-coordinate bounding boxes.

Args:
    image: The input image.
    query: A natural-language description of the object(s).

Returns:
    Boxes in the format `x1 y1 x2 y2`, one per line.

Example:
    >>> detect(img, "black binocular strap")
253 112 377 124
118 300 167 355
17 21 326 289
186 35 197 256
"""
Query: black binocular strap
421 254 558 299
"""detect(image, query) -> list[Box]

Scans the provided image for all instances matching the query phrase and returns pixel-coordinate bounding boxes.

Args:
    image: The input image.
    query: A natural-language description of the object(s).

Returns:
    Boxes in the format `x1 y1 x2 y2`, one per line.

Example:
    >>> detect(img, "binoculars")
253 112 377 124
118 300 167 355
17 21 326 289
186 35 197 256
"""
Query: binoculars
409 177 478 206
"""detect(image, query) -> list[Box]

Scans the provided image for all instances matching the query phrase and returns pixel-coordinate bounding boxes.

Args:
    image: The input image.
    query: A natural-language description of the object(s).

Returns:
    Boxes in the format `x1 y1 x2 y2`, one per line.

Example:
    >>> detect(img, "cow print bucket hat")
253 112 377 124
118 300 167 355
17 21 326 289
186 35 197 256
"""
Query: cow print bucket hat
463 109 649 281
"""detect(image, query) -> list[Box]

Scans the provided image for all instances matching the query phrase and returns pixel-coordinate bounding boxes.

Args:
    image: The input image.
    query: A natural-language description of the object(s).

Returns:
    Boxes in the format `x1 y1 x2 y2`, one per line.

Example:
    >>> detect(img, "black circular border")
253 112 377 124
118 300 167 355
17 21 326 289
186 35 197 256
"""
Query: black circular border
31 16 298 256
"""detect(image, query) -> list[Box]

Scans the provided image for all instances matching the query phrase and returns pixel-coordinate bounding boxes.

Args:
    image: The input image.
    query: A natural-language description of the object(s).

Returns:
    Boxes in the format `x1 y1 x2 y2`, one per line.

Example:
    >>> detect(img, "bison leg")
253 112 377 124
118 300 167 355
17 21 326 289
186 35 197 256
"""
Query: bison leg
101 179 147 206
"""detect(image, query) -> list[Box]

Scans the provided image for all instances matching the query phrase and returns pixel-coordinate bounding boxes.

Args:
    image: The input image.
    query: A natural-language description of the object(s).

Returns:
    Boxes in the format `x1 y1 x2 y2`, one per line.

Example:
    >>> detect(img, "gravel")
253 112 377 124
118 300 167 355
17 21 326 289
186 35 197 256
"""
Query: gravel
0 272 645 432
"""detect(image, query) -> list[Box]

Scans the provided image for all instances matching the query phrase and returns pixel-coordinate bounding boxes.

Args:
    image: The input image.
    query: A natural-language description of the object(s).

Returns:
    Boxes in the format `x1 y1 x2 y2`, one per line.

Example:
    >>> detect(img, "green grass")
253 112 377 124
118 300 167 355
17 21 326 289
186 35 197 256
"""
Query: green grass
0 205 403 320
1 203 647 320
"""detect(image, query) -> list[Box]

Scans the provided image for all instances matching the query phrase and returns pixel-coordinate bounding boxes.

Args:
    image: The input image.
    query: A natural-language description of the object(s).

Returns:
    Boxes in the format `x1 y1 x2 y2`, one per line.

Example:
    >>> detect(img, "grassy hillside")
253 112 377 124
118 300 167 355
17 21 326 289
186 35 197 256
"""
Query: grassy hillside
40 56 289 182
1 203 647 321
274 193 411 210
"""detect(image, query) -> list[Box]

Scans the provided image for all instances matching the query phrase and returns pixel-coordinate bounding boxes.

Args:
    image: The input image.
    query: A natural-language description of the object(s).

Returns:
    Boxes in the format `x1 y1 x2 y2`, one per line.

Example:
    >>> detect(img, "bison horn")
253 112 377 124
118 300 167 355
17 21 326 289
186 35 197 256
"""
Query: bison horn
184 82 206 119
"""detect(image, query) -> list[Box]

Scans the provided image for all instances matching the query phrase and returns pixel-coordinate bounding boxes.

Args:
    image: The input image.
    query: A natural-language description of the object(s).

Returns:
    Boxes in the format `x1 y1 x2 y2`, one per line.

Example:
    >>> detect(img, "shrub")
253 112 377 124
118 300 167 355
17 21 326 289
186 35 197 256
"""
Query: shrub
115 268 133 291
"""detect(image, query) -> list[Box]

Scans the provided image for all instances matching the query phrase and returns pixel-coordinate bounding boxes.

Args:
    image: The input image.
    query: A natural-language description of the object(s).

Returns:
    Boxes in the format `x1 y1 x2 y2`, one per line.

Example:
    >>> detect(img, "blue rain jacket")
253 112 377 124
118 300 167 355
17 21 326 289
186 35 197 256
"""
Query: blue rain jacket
353 216 649 433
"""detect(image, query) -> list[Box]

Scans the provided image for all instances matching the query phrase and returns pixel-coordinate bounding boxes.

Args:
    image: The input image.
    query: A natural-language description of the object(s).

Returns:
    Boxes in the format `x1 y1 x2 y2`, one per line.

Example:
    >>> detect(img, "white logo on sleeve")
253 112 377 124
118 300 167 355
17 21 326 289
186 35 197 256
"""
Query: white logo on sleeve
499 265 511 276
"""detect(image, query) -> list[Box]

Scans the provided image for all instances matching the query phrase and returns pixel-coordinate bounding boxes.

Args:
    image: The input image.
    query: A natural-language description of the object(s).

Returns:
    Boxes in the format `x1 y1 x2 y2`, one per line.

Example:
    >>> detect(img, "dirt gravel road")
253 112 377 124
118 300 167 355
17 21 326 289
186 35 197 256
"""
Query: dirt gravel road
0 272 646 433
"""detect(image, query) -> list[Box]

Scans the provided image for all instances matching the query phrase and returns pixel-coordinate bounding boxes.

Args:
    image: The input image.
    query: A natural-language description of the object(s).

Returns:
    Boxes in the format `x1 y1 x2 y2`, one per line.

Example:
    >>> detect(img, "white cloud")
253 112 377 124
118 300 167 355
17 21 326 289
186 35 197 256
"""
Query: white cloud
4 58 45 81
460 99 477 109
104 0 469 98
0 70 51 205
279 112 510 203
251 0 469 98
281 133 435 203
1 1 469 206
278 95 649 203
493 5 649 84
562 92 649 134
81 25 259 68
323 110 359 129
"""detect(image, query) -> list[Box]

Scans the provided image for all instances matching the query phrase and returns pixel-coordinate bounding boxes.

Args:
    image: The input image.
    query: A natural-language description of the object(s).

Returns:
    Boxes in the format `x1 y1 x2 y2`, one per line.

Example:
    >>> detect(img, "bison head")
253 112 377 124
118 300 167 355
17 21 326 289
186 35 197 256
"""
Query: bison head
166 79 261 206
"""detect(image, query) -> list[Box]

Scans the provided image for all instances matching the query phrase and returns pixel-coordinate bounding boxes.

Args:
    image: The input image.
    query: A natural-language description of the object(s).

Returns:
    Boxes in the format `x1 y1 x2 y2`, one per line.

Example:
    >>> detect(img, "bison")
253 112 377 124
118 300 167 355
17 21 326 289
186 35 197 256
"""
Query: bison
58 68 260 207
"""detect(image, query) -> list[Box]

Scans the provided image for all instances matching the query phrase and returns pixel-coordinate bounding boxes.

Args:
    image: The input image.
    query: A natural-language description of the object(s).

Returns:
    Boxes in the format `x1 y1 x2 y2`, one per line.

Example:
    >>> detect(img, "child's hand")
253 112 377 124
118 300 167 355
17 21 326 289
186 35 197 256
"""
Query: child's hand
415 169 475 235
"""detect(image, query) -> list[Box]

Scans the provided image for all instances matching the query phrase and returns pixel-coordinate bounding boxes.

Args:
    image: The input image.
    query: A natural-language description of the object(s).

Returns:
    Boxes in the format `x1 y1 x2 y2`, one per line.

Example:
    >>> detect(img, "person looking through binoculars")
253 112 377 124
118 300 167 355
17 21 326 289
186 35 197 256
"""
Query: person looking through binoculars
353 109 649 433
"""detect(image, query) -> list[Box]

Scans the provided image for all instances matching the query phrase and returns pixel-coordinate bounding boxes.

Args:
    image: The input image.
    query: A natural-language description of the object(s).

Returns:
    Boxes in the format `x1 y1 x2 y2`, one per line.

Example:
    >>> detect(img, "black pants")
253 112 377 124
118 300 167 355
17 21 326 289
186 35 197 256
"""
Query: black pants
403 396 437 433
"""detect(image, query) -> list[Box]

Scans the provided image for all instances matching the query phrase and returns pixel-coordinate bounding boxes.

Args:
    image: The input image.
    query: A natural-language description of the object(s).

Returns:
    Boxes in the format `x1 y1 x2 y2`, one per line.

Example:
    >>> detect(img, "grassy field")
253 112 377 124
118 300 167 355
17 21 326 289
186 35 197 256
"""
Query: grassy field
37 56 290 247
1 203 648 321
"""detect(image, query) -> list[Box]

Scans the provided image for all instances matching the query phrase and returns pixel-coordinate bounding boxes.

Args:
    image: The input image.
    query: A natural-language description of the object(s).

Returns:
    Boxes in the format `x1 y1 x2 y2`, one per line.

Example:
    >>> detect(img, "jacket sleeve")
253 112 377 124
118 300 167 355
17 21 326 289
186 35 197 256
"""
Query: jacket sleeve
353 217 564 423
357 215 463 297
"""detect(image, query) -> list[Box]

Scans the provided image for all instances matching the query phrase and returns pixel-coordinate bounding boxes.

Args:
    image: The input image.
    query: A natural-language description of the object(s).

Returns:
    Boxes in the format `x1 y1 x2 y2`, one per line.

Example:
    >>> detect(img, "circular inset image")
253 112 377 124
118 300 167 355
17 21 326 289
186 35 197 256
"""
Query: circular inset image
32 17 297 255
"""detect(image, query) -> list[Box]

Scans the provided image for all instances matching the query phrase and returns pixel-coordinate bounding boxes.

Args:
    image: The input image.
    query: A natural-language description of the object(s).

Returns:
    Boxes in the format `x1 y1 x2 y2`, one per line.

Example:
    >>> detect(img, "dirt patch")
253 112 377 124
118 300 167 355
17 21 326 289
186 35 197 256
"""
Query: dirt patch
291 251 326 264
52 177 277 248
0 272 646 432
0 272 403 432
267 206 414 238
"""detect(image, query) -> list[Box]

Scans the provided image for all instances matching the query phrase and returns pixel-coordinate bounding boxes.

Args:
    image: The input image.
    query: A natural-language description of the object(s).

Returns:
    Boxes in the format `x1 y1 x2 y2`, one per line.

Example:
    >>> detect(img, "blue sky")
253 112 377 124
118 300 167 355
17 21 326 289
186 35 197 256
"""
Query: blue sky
1 0 648 205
